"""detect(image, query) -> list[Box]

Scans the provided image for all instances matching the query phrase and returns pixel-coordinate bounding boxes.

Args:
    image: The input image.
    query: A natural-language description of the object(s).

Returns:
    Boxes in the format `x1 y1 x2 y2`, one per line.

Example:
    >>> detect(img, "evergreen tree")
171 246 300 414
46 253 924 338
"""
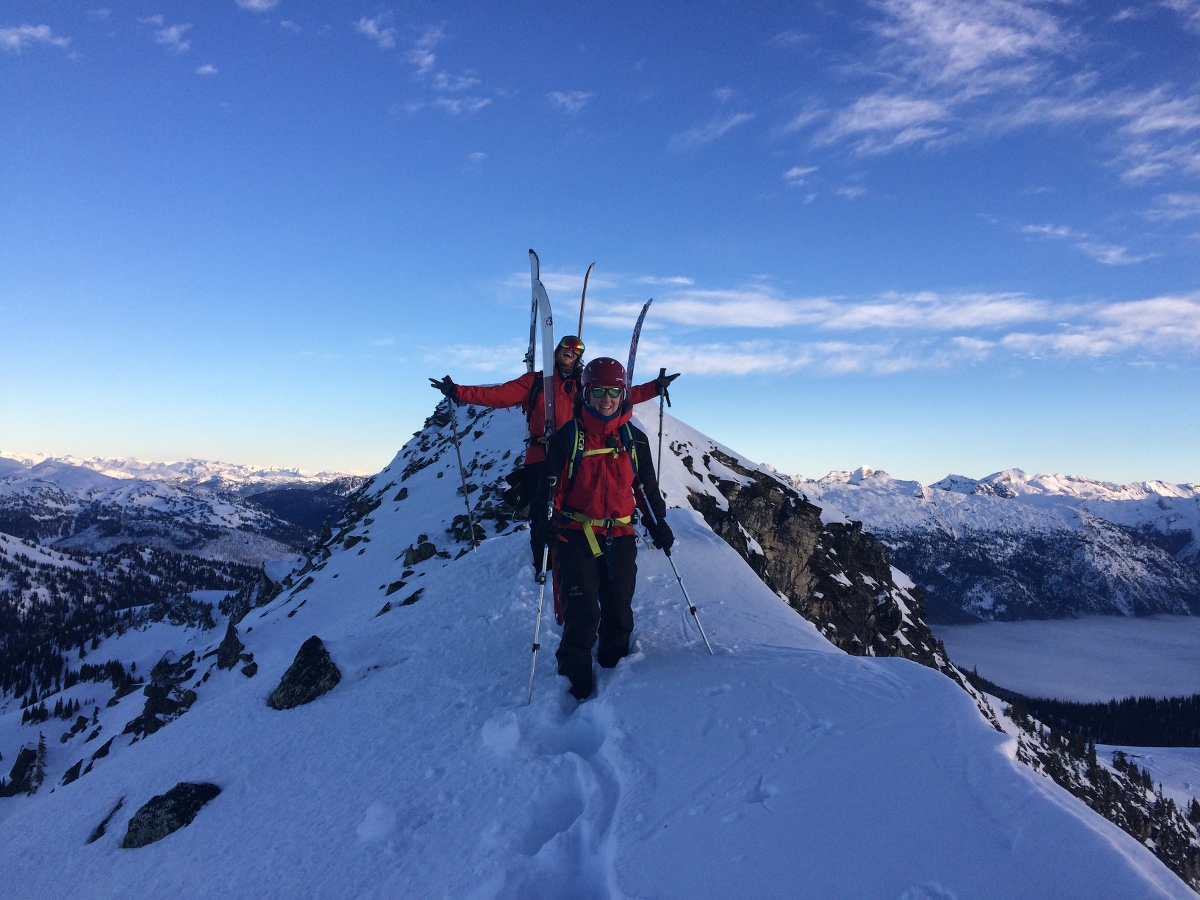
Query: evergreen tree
30 733 47 794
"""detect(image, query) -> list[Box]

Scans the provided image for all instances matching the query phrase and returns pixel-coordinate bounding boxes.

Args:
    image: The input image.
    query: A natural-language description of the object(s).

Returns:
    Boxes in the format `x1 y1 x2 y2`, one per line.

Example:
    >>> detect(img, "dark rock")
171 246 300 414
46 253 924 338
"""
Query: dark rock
61 760 83 786
241 662 258 678
0 747 36 797
268 636 341 710
685 449 942 669
121 782 221 849
87 798 125 844
122 652 198 739
216 622 245 670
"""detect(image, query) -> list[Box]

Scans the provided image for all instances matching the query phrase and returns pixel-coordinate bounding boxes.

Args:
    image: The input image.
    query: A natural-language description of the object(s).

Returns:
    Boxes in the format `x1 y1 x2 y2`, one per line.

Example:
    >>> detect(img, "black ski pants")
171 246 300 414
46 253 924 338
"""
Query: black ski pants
523 459 552 568
554 530 637 700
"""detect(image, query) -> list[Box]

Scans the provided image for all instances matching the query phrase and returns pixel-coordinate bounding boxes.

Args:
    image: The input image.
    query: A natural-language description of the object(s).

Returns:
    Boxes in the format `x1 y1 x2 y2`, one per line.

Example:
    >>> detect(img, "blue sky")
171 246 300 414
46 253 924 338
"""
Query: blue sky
2 0 1198 484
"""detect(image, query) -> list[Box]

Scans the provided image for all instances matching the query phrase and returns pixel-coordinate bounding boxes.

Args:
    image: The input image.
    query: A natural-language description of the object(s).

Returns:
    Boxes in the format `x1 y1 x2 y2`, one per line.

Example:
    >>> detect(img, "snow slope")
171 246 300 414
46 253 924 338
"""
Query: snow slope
0 409 1193 898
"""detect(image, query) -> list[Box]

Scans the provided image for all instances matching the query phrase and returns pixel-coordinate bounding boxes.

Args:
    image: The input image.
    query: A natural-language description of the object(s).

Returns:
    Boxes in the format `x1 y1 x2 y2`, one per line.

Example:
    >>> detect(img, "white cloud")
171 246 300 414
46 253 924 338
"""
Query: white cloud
874 0 1068 85
144 19 191 53
1019 223 1156 265
549 91 596 113
236 0 279 10
1148 192 1200 220
0 24 70 53
821 94 949 152
357 15 396 50
408 26 443 73
647 288 1054 332
432 96 491 116
434 72 481 92
784 165 818 187
637 276 695 287
1163 0 1200 32
196 64 218 76
669 113 755 150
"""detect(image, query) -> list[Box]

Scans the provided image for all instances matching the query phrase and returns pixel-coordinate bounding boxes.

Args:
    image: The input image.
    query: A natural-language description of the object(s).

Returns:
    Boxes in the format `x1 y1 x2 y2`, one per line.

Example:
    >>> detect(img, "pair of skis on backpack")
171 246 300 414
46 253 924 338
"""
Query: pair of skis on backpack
527 249 652 443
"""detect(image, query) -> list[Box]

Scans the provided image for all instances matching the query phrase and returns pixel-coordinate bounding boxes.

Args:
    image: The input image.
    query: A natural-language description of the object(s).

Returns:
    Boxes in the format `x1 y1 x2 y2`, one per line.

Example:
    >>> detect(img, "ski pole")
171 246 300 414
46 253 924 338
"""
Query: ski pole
445 399 478 553
656 367 671 478
664 547 714 655
525 477 558 704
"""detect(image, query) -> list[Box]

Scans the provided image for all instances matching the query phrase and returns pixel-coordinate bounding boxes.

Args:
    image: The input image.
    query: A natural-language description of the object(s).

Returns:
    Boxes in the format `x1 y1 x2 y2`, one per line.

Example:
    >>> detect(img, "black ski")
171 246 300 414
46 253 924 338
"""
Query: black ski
627 298 652 385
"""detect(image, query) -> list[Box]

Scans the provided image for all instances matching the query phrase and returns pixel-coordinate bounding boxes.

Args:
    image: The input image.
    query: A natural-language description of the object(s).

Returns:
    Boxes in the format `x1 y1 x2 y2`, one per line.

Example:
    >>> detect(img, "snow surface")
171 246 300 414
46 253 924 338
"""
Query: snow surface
0 408 1194 898
1103 745 1200 812
933 616 1200 701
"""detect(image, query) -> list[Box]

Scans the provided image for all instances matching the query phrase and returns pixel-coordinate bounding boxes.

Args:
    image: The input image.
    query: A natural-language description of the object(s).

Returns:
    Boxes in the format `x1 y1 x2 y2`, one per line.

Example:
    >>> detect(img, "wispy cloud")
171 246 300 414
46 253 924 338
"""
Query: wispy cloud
236 0 279 11
820 94 950 153
784 165 818 187
408 25 442 72
1148 192 1200 221
638 275 695 286
1002 293 1200 358
809 0 1200 188
549 91 596 113
141 16 191 53
1019 223 1156 265
430 96 491 116
196 64 218 76
0 24 70 53
357 14 396 50
648 288 1056 332
669 113 755 150
1164 0 1200 32
634 337 990 377
398 26 492 117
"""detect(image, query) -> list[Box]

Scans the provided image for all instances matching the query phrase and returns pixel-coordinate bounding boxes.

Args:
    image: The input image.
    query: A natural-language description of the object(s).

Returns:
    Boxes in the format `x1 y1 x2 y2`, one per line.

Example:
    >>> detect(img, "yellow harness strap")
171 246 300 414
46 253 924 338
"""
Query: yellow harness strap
560 509 633 557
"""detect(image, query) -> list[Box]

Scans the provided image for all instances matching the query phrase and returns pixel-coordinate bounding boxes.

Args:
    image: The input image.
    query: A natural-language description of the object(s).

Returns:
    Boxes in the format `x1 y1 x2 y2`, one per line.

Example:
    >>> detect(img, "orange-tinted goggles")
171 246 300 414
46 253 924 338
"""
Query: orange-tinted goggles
557 338 585 357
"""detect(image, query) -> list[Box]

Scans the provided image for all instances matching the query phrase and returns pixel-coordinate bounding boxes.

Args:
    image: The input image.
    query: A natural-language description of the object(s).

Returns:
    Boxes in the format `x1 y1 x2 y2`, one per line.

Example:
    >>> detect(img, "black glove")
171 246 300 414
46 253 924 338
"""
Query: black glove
656 371 680 395
429 375 457 400
648 517 674 552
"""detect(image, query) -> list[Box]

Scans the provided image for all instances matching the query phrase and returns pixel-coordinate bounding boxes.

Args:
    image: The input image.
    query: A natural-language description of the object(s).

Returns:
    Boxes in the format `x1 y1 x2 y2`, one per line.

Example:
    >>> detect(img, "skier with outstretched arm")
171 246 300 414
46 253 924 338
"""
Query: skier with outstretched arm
541 357 674 701
430 337 678 568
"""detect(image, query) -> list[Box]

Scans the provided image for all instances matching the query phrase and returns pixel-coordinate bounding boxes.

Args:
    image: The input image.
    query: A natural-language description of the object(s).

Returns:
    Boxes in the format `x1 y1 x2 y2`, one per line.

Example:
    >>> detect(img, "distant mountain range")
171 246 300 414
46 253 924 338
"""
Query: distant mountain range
792 467 1200 623
0 452 363 564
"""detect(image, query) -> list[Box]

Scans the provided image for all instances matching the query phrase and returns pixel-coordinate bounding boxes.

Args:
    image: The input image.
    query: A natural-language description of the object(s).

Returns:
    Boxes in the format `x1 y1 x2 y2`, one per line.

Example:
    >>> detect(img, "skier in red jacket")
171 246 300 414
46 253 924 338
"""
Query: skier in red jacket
542 357 674 701
430 337 677 567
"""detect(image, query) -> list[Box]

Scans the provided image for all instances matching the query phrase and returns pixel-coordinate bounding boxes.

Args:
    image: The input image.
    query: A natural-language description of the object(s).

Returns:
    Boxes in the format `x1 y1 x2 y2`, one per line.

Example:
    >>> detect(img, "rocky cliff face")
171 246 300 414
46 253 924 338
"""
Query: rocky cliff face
676 443 945 670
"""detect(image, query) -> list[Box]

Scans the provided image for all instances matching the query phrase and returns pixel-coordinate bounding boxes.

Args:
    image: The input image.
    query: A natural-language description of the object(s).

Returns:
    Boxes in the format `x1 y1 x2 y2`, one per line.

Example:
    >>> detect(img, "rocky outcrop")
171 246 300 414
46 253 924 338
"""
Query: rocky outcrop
684 448 943 669
0 746 38 797
216 622 245 670
268 636 341 710
121 782 221 849
122 652 198 739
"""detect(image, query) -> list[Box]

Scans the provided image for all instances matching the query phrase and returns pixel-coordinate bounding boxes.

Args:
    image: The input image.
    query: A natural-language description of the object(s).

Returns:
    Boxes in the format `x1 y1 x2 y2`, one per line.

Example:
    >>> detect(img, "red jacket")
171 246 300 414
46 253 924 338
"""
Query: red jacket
455 370 660 465
545 405 667 542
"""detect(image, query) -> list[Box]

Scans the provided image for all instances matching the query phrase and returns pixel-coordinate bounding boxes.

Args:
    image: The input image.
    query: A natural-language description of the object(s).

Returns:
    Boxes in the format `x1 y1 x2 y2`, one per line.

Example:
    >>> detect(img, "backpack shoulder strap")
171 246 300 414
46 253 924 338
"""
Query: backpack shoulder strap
525 372 544 423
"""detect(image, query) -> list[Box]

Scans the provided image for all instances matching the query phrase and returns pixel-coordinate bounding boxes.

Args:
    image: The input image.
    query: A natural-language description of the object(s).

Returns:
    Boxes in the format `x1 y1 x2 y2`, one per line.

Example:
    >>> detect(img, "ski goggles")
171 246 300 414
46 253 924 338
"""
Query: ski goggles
556 337 585 357
589 386 623 399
